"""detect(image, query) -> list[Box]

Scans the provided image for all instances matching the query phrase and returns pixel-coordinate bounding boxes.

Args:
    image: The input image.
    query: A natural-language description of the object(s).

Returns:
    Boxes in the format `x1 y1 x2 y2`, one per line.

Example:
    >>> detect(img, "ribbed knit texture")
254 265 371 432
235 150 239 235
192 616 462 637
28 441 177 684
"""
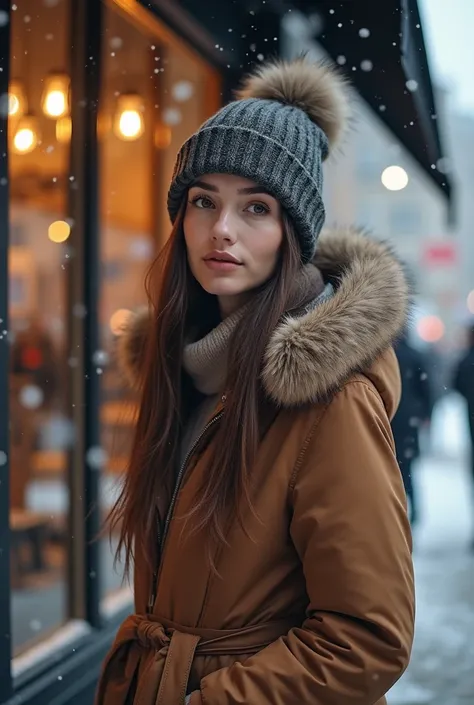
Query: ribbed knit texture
168 98 329 264
183 304 248 396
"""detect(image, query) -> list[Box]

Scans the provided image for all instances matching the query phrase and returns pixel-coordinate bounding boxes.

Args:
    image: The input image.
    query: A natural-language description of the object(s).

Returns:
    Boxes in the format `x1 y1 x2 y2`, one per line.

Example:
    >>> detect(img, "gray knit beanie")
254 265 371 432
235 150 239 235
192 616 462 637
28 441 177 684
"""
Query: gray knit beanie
168 57 350 263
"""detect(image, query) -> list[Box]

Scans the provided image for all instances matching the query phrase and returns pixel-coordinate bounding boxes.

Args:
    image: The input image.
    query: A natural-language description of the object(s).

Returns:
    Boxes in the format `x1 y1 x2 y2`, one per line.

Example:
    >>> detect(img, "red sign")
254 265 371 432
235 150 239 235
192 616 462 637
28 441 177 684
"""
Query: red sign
423 243 457 266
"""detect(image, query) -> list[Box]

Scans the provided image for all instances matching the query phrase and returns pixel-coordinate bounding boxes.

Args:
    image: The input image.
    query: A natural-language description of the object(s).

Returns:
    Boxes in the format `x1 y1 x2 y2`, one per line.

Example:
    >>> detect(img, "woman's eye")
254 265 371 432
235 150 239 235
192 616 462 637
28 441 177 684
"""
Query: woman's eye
192 195 214 209
247 202 269 215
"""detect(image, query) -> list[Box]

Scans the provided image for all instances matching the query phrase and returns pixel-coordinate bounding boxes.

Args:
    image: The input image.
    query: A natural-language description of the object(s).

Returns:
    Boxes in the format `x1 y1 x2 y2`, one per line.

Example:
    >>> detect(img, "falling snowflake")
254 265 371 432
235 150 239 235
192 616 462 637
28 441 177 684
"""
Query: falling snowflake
86 446 108 470
163 107 182 126
406 79 419 92
30 619 42 631
19 385 44 410
92 350 109 367
336 56 346 65
129 237 153 260
0 451 7 467
172 81 194 102
436 157 451 174
360 60 373 72
109 36 123 50
0 10 9 27
359 28 370 38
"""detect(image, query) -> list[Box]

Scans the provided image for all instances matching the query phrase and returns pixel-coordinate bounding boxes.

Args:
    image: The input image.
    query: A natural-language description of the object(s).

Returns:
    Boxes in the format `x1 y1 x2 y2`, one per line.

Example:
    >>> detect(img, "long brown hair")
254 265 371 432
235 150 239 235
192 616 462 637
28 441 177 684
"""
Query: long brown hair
109 204 310 576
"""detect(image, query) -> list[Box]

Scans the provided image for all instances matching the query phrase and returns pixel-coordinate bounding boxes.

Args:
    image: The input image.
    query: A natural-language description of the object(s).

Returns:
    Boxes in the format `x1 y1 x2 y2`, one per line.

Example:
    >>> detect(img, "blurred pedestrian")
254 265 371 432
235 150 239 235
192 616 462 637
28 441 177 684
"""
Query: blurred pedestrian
392 331 433 525
453 323 474 547
96 58 414 705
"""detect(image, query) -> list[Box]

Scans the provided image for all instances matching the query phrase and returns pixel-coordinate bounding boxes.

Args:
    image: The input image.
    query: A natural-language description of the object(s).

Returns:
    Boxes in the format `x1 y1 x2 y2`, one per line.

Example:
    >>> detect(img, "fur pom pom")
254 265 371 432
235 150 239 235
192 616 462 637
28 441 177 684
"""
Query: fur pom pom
235 56 350 151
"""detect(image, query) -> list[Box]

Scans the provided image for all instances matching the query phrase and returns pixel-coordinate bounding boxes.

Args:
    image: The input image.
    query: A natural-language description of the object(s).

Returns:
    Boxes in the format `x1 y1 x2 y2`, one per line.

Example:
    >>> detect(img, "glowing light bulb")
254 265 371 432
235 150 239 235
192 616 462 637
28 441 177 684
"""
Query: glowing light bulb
45 90 67 118
114 94 145 141
41 73 70 118
12 114 40 154
48 220 71 243
119 110 142 139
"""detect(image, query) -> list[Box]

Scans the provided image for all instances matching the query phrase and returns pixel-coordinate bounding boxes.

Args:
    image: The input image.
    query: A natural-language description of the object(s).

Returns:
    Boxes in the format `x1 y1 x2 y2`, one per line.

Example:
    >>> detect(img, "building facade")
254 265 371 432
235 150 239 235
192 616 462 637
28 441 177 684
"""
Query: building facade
0 2 451 704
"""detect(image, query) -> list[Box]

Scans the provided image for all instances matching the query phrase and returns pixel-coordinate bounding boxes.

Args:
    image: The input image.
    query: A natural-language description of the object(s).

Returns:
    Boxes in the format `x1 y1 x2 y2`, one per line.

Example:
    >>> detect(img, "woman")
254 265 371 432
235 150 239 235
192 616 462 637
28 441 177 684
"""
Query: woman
97 58 415 705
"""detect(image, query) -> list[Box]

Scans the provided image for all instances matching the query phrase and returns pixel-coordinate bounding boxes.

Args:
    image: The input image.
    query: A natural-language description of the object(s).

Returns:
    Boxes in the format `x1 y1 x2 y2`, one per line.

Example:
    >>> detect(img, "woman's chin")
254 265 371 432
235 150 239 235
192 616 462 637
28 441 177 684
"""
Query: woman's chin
200 277 251 298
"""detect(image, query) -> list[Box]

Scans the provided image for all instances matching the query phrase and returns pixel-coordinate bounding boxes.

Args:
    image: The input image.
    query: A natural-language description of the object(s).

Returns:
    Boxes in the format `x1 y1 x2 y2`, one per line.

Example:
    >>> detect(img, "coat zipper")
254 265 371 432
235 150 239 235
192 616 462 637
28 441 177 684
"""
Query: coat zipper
147 402 225 612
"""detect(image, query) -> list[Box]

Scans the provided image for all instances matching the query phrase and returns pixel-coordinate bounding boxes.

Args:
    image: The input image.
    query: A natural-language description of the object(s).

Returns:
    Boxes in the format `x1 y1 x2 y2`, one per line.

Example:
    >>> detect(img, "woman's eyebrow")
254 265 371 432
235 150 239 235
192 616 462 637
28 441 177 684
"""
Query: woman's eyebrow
238 186 273 196
190 180 219 192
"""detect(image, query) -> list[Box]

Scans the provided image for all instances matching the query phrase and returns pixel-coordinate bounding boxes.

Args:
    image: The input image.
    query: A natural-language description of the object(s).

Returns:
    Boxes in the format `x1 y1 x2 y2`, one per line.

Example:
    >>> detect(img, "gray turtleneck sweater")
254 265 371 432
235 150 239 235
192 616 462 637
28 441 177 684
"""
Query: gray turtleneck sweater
180 305 247 466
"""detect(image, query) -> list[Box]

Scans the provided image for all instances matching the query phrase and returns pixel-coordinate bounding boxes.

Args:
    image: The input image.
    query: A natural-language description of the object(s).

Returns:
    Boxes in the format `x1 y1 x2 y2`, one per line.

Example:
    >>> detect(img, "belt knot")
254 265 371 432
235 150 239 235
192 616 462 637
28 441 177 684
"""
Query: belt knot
136 618 169 651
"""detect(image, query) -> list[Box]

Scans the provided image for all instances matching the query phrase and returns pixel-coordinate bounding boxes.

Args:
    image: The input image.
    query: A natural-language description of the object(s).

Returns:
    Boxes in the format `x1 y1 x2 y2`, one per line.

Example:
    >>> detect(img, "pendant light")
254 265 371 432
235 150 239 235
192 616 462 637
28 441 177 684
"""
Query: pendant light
113 93 145 141
12 113 41 154
41 72 70 119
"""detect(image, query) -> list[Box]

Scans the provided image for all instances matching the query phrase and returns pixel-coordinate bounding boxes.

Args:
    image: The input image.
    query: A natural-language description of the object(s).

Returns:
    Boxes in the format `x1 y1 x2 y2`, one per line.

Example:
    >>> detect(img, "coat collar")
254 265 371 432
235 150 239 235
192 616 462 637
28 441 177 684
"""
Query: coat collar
116 226 411 407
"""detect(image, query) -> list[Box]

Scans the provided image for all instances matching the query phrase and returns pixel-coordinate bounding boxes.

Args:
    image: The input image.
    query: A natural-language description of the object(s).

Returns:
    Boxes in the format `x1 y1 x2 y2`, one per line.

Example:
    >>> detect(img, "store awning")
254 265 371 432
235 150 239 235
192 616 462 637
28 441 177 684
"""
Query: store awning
292 0 452 214
143 0 453 217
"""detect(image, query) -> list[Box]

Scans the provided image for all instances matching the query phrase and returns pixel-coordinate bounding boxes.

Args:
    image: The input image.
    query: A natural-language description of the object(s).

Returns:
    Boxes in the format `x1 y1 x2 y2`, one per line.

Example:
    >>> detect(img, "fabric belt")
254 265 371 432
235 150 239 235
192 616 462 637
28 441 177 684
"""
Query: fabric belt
94 612 299 705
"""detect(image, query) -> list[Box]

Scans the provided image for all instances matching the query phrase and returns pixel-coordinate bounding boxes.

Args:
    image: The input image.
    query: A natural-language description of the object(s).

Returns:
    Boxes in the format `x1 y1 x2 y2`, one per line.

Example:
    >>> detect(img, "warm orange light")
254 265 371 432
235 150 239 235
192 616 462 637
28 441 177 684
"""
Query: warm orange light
12 114 40 154
48 220 71 243
110 309 132 335
416 315 445 343
42 73 70 118
56 116 72 143
114 94 144 141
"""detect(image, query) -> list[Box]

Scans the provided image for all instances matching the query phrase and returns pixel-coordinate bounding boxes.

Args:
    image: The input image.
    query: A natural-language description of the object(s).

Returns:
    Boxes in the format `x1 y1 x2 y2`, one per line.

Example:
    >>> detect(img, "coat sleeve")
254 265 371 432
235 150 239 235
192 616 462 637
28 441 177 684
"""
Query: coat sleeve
197 380 415 705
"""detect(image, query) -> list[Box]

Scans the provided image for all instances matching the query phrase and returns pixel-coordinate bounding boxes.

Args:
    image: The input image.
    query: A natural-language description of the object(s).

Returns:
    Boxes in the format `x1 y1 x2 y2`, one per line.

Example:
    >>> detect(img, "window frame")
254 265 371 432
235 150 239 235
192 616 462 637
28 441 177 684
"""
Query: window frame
0 0 13 694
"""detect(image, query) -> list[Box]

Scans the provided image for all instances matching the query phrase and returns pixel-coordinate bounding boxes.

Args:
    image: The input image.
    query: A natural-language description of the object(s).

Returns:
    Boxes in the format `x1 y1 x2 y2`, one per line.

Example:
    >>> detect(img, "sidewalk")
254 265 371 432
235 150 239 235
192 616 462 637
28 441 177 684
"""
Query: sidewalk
388 448 474 705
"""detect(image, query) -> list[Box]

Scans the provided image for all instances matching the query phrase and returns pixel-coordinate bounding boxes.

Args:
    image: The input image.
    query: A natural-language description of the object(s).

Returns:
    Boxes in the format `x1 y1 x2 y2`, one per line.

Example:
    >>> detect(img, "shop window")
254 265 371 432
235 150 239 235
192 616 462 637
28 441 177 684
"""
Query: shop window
8 0 72 654
98 2 221 600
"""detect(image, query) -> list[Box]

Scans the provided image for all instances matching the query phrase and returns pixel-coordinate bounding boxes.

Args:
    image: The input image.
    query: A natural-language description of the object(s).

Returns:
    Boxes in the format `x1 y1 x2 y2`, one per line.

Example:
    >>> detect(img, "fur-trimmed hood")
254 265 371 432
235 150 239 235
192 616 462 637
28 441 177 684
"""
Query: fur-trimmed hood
116 227 410 413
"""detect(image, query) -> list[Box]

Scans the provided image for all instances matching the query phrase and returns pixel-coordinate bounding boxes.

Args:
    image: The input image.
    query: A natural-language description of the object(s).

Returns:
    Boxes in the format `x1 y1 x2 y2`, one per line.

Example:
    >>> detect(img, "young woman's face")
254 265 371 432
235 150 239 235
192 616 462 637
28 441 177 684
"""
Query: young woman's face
184 173 283 317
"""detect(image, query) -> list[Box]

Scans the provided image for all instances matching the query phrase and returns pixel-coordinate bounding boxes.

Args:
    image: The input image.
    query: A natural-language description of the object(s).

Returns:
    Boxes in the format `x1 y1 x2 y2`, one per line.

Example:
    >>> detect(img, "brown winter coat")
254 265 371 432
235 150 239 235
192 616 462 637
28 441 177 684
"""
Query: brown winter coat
96 227 415 705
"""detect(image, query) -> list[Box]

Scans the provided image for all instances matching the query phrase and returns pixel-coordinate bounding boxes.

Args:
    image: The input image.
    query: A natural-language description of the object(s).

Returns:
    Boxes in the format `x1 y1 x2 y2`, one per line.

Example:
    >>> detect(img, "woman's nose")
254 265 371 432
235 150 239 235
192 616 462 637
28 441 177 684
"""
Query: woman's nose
211 209 236 244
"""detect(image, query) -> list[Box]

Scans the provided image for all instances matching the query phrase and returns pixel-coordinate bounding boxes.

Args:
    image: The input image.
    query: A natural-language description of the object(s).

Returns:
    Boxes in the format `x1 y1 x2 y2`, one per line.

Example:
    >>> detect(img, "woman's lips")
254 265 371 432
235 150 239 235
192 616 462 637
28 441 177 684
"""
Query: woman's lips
203 259 243 272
